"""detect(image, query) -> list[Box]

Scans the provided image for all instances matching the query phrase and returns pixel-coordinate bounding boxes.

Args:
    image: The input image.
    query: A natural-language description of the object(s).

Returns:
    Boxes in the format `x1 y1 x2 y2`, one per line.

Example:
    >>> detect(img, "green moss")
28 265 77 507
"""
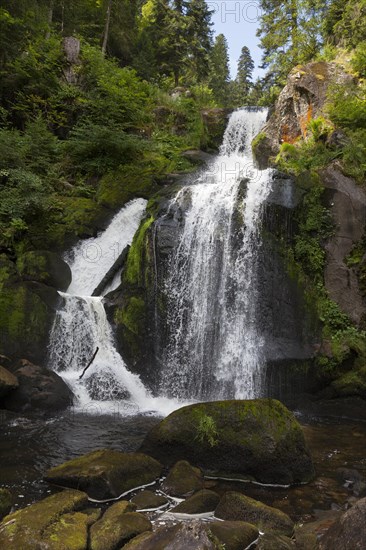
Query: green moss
117 296 146 335
252 131 267 152
96 164 155 209
17 251 48 281
124 216 154 286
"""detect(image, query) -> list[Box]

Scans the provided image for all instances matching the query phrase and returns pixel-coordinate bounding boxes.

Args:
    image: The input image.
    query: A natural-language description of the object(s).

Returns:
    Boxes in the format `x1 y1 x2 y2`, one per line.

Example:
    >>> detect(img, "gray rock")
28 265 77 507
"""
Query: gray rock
161 460 204 497
170 489 220 514
319 496 366 549
0 366 18 398
209 521 259 550
130 490 168 510
122 521 221 549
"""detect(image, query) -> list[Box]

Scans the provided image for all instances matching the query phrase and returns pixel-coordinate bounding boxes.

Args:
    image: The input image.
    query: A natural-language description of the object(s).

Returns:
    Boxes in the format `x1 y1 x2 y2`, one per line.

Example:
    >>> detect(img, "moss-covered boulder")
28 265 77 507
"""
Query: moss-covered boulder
122 521 221 549
209 521 259 550
331 366 366 399
140 399 315 485
0 489 90 550
0 488 12 520
256 533 295 549
170 490 220 514
90 503 151 550
215 492 294 536
0 366 18 398
130 490 168 510
161 460 204 497
44 450 163 501
17 250 72 291
3 359 73 412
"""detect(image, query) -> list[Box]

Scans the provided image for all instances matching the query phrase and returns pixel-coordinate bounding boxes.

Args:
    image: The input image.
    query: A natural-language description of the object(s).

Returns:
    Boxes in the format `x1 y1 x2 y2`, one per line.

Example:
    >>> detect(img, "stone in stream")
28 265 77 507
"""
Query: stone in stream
209 521 259 550
0 365 18 398
121 521 221 549
318 496 366 549
170 489 220 514
140 399 315 485
161 460 204 497
44 450 163 501
2 359 73 412
0 488 12 520
130 490 168 510
0 489 91 550
215 491 294 536
90 502 151 550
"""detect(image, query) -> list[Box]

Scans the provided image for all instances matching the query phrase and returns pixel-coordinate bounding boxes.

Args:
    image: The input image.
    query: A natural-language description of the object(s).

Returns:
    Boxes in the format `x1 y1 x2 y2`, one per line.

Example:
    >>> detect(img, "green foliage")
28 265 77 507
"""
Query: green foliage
194 412 218 447
351 41 366 77
208 34 230 106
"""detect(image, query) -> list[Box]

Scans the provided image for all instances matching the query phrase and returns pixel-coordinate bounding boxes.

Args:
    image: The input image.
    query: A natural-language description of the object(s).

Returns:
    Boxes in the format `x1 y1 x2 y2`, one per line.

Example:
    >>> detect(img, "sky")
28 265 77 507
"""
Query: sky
210 1 265 80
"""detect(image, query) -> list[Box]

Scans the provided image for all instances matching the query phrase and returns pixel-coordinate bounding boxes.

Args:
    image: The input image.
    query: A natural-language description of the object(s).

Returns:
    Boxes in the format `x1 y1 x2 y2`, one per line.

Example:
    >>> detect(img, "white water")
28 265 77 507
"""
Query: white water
160 108 272 400
67 198 147 296
49 199 184 416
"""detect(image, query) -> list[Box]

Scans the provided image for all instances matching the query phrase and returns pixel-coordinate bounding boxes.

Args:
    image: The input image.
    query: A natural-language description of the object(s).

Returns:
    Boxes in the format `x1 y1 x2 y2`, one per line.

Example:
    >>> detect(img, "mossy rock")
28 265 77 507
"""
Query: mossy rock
161 460 204 497
0 488 12 520
0 489 89 550
44 450 163 501
331 367 366 399
140 399 315 485
90 503 151 550
170 490 220 514
17 250 71 291
96 165 155 210
130 491 168 510
0 366 18 398
122 521 221 549
256 533 295 549
209 520 259 550
215 492 294 536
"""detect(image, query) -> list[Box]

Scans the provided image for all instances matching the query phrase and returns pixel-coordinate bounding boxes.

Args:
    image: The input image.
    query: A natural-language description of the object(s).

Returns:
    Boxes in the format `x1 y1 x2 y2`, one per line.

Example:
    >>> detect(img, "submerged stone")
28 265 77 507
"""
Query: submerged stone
130 490 168 510
140 399 315 485
44 450 163 500
215 491 294 536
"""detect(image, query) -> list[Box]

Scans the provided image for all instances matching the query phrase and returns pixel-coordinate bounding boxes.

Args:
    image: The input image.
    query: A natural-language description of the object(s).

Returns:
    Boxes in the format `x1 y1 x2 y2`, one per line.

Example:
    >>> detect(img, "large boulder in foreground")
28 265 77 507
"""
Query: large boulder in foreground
140 399 314 485
44 450 163 501
161 460 204 497
3 359 73 412
318 496 366 549
0 489 90 550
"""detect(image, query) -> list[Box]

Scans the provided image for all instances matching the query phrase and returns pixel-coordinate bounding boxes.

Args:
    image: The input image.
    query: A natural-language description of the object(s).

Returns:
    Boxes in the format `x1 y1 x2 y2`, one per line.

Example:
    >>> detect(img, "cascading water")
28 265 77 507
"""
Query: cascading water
48 199 179 415
160 108 272 400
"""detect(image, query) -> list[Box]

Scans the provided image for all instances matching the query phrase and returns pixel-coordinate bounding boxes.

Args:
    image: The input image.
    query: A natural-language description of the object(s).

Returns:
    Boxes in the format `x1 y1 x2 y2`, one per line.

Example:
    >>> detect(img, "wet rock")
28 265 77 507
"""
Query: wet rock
90 504 151 550
122 521 221 549
170 489 220 514
0 366 18 398
294 509 340 549
140 399 315 485
181 150 214 165
3 359 73 412
318 496 366 549
201 108 231 151
215 491 294 536
130 490 168 510
44 450 163 501
17 250 72 291
0 489 89 550
208 520 259 550
0 488 12 520
161 460 204 497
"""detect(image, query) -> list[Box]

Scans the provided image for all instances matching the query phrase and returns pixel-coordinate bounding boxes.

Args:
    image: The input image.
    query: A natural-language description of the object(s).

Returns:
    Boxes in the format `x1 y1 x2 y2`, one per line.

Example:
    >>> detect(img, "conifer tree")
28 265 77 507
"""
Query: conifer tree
186 0 213 81
232 46 254 107
208 33 230 106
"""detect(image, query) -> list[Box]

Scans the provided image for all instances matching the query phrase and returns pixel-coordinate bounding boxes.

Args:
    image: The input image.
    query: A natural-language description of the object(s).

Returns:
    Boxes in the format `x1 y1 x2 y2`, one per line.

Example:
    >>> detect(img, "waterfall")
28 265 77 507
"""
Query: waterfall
48 199 180 415
160 108 272 400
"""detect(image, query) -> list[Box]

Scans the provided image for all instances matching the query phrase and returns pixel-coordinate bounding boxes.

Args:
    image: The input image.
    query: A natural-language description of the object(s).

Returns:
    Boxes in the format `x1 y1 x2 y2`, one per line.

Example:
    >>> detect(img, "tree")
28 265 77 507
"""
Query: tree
231 46 254 107
208 34 230 106
186 0 213 81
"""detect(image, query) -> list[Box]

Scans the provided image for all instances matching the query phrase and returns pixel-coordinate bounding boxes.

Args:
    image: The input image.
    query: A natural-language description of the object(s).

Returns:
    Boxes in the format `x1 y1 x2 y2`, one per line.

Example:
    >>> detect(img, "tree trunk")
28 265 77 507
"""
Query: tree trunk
174 68 179 87
102 0 112 56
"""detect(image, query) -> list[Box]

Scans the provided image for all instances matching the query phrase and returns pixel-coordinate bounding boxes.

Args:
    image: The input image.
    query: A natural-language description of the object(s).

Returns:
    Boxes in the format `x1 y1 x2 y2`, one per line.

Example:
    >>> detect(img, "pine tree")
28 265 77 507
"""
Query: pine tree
186 0 213 81
208 34 230 106
232 46 254 107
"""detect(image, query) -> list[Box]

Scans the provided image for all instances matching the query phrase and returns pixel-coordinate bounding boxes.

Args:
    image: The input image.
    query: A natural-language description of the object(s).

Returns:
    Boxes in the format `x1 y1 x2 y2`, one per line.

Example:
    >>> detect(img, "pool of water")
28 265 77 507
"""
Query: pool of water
1 405 365 523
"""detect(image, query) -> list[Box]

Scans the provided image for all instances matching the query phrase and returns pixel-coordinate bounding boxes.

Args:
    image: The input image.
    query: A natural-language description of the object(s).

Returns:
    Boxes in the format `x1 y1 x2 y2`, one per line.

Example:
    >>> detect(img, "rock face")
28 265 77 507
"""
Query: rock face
2 359 72 412
140 399 315 484
0 489 89 550
215 491 294 536
17 250 72 291
321 164 366 325
44 450 163 501
318 496 366 549
252 61 353 166
161 460 204 497
0 365 18 398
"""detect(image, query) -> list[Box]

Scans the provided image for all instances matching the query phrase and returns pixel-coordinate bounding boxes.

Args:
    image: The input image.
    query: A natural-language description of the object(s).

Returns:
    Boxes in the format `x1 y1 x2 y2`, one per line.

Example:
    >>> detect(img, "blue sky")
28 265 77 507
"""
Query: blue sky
210 1 265 80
